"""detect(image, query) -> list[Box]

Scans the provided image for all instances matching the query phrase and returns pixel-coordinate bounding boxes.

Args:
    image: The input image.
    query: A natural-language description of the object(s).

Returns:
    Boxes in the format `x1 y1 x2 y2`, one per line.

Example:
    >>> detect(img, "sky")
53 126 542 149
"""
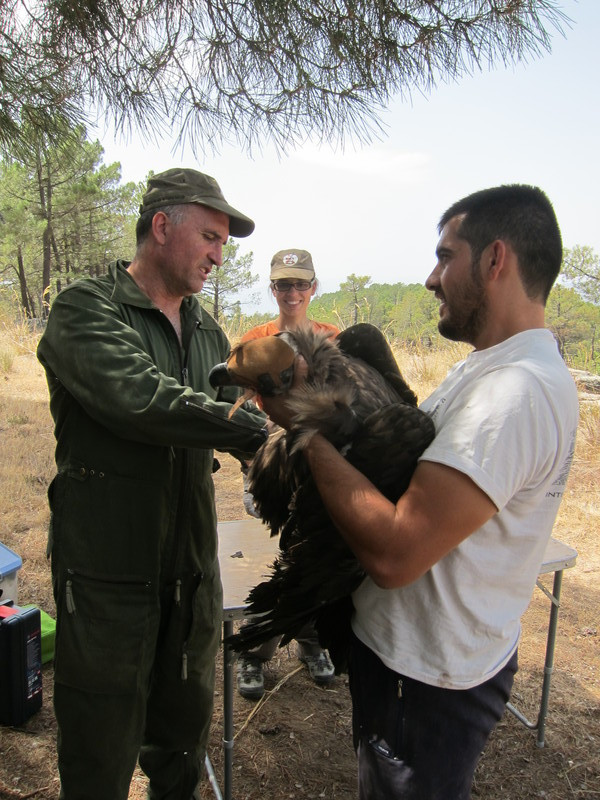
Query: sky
96 0 600 313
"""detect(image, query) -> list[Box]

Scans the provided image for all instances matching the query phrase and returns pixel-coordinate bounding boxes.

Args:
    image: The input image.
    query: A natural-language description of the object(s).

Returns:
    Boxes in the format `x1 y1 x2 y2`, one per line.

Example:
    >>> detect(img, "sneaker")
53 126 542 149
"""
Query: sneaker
299 650 335 686
236 655 265 699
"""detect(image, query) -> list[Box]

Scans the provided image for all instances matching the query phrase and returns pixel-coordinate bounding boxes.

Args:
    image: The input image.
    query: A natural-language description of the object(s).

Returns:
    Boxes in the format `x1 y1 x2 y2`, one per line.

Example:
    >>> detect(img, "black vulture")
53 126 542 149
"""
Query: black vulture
209 323 435 673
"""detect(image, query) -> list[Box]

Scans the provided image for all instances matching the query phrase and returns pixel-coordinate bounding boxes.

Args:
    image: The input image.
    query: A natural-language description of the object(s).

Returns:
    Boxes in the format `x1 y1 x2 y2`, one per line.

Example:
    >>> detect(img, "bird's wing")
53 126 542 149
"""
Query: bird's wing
347 402 435 500
336 323 419 406
247 427 300 537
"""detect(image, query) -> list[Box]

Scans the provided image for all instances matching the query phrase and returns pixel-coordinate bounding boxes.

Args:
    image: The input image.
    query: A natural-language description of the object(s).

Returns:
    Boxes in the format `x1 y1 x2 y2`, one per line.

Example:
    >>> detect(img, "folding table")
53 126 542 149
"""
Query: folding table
506 536 577 747
211 518 280 800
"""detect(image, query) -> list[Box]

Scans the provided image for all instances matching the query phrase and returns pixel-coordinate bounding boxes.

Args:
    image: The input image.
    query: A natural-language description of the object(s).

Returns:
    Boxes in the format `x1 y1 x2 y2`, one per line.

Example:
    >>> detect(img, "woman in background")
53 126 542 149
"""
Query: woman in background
237 248 339 700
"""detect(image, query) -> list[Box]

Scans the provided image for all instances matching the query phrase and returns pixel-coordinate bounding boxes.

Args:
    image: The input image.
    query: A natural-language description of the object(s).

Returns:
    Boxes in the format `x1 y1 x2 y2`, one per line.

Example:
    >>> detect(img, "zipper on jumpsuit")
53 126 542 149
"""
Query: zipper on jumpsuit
165 314 205 682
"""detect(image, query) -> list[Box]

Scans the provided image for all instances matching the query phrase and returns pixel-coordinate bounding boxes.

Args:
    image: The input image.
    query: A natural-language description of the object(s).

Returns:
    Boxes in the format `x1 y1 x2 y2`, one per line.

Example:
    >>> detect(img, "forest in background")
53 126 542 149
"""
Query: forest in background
1 126 599 374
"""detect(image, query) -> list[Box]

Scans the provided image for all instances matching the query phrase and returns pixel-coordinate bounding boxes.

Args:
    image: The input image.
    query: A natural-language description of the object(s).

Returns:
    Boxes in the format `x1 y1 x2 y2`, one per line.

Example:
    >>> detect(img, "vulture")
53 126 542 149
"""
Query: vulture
209 323 435 673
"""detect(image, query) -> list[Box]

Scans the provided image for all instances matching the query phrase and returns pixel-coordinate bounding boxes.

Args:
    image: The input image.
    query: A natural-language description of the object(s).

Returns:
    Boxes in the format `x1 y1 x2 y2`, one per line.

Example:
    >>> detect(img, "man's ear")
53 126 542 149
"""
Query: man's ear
151 211 169 245
485 240 507 280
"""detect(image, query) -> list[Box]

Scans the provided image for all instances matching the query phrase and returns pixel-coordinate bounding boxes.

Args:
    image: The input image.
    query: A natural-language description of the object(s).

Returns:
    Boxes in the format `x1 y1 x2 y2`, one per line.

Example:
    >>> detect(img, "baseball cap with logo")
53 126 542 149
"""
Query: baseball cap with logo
270 249 315 281
139 168 255 238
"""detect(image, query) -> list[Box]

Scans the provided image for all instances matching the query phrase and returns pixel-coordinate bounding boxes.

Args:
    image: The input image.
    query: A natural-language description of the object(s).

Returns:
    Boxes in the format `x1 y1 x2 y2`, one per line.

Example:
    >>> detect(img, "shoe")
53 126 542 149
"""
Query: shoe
236 655 265 699
299 650 335 686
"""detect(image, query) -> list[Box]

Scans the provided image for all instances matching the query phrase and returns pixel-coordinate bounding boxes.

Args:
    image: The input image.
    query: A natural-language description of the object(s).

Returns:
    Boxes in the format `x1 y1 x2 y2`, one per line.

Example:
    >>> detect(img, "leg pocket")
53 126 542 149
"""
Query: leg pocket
184 572 222 676
357 735 414 800
55 571 156 694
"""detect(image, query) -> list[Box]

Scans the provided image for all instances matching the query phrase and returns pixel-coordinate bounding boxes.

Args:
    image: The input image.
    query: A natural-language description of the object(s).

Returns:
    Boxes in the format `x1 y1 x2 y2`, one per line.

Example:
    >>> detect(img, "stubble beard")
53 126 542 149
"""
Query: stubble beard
438 257 487 345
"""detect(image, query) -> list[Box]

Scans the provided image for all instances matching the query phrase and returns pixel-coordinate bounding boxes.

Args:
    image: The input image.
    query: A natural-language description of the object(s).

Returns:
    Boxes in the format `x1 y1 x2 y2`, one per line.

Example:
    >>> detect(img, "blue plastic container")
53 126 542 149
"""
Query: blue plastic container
0 543 22 604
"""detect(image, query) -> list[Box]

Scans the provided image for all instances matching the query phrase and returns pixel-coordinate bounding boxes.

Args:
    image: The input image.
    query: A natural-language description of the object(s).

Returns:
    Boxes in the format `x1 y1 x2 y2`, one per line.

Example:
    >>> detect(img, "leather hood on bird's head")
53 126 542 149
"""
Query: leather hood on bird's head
208 333 297 397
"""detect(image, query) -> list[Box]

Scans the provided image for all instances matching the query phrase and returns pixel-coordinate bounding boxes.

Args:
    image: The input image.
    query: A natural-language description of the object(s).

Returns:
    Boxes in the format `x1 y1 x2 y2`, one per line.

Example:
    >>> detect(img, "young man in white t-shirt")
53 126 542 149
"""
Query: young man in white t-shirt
262 184 579 799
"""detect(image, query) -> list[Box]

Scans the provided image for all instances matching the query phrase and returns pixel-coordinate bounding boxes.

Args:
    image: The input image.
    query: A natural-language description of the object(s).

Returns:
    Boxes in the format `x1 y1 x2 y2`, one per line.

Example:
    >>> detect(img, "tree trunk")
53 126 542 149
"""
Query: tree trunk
16 246 34 318
35 149 52 318
213 283 220 322
41 225 52 318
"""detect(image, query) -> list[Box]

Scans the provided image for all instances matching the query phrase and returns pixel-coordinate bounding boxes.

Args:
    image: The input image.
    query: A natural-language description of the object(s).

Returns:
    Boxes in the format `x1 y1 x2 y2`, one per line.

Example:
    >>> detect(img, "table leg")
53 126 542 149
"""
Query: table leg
505 569 564 748
223 619 235 800
535 568 563 747
204 754 223 800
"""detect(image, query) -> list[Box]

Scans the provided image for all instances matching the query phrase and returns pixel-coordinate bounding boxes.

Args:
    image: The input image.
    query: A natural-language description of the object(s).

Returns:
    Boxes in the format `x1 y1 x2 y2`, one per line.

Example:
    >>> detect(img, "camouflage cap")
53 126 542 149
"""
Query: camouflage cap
270 249 315 281
139 167 255 238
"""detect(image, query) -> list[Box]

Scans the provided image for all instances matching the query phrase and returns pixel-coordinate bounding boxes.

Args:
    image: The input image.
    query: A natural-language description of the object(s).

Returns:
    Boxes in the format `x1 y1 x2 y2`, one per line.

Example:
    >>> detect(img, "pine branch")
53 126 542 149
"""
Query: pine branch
0 0 568 155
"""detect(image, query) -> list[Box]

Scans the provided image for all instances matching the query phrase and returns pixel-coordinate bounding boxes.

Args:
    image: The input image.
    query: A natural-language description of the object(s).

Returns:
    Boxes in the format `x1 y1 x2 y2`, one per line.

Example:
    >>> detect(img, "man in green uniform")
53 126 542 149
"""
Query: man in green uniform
37 168 267 800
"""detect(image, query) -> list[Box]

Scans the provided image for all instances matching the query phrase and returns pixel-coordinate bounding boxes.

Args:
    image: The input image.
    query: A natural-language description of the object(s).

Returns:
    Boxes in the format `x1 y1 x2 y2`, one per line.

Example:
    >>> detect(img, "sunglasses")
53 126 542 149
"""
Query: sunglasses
271 280 314 293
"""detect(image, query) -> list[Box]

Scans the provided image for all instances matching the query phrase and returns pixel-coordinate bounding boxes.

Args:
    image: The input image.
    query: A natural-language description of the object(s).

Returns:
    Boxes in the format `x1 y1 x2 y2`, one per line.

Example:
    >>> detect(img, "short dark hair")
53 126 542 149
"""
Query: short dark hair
135 204 187 246
438 185 562 303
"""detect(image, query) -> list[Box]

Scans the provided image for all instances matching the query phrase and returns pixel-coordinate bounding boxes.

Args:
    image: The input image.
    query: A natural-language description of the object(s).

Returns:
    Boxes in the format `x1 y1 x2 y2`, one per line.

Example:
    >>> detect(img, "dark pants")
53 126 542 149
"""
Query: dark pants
53 570 221 800
349 634 518 800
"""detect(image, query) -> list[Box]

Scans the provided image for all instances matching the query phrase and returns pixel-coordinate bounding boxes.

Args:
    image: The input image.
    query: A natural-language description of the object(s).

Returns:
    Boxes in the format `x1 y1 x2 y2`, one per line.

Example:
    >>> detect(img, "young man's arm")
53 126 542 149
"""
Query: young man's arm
261 376 497 589
302 434 496 588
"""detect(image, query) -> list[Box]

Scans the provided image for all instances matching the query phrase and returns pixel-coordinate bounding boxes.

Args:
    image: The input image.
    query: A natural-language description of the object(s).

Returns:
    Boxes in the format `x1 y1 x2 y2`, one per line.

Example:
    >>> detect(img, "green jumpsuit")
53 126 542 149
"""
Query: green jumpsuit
37 261 266 800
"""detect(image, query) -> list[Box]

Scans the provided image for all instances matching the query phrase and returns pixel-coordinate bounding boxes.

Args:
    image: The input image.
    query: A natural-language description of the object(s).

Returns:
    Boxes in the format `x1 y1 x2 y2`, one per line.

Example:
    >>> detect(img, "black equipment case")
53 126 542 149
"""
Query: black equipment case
0 600 43 725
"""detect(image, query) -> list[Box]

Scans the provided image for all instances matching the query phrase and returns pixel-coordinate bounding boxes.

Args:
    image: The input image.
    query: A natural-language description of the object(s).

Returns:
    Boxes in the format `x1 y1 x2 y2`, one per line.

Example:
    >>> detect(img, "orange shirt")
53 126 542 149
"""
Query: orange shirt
239 320 340 343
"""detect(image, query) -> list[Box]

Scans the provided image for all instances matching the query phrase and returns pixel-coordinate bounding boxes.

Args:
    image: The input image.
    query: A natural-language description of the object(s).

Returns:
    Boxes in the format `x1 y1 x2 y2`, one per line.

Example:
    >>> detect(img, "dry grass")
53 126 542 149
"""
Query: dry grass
393 340 472 400
0 336 598 800
0 307 43 370
576 402 600 462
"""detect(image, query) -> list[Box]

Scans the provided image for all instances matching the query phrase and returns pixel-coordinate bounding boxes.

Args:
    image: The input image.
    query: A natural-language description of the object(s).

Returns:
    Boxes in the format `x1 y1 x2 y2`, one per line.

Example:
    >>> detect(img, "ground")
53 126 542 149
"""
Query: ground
0 352 598 800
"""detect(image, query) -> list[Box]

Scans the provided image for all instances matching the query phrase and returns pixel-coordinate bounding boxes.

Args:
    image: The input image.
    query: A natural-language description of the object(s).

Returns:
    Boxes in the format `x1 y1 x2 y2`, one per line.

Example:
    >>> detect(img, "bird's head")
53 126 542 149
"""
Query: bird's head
209 333 299 414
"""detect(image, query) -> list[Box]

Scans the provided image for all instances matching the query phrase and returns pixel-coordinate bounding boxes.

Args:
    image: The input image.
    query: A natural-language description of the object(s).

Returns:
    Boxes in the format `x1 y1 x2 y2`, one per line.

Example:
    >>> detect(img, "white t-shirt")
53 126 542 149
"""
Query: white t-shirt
352 329 579 689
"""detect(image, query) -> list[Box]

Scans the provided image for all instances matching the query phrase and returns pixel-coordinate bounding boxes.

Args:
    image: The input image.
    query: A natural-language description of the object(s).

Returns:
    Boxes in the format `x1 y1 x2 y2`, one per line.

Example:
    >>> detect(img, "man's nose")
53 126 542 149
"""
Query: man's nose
210 242 223 267
425 263 441 291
